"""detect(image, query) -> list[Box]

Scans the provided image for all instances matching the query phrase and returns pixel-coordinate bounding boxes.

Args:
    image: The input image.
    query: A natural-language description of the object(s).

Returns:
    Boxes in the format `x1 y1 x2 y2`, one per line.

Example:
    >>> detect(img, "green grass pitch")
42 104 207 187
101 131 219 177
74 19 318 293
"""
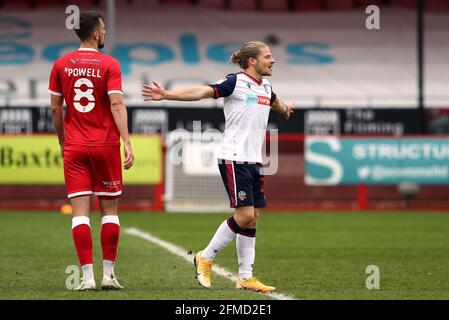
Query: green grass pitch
1 211 449 300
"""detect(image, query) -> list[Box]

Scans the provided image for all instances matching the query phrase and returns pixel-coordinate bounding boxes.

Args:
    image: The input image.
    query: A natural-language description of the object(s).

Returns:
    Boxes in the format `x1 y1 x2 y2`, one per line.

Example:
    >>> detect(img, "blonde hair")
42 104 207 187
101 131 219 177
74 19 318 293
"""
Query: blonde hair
230 41 268 69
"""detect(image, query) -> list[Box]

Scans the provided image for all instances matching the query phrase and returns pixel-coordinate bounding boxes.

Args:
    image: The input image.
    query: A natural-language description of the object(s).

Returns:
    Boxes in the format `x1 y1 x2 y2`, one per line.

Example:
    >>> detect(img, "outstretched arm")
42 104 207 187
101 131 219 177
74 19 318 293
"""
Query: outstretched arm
142 81 215 101
271 96 295 120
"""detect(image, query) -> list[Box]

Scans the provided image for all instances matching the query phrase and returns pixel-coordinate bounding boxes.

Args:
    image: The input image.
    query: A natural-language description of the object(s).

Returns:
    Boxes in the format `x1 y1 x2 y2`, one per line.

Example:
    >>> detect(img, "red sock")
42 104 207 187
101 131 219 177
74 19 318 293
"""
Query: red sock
72 223 93 266
101 216 120 261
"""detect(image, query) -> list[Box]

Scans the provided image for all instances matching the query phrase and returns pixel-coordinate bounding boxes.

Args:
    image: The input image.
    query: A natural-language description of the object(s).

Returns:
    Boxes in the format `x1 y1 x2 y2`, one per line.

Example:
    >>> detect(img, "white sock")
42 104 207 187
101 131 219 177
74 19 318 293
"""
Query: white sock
103 260 115 278
71 216 90 229
81 264 94 282
202 220 237 260
101 215 120 226
236 234 256 281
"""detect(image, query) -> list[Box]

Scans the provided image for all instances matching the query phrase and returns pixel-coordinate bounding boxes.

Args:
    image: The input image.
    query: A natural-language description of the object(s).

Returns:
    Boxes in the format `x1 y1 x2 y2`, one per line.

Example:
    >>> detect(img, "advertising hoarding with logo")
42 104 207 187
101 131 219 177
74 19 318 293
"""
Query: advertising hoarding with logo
0 135 162 184
305 136 449 185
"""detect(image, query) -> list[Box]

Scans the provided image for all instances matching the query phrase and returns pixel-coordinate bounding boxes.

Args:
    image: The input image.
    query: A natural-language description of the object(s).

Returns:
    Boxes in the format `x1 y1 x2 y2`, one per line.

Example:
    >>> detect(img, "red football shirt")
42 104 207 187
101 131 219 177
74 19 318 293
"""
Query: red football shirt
48 48 122 146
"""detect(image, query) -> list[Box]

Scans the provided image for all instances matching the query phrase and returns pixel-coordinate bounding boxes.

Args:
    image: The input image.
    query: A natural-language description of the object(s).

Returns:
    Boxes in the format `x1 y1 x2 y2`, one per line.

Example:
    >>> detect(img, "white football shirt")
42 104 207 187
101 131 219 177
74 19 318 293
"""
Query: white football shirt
210 72 277 163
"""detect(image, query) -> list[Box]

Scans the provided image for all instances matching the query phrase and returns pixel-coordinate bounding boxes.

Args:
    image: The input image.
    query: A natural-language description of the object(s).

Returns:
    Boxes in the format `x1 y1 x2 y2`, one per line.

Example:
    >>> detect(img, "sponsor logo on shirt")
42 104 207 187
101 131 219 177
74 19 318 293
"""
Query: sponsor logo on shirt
245 93 270 106
103 180 121 188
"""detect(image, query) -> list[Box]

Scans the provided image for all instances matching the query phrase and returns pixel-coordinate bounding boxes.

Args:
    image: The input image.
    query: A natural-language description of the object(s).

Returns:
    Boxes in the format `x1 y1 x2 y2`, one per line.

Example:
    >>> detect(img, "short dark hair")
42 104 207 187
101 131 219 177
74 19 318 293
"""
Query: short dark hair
75 11 104 42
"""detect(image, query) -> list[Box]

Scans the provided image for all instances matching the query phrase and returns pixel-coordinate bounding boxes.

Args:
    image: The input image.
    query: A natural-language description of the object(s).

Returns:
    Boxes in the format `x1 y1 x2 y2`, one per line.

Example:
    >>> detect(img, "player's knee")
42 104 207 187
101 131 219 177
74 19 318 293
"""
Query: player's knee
253 209 260 222
246 209 259 228
237 207 255 226
245 209 256 222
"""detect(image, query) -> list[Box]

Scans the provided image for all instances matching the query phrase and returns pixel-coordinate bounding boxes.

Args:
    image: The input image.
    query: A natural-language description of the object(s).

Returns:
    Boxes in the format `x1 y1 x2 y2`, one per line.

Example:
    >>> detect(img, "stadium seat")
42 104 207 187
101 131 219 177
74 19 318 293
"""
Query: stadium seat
323 0 355 10
358 0 383 7
395 0 449 11
425 0 449 11
128 0 160 8
197 0 225 9
115 0 130 6
291 0 324 11
260 0 288 11
228 0 257 10
389 0 417 9
159 0 194 5
70 0 96 8
31 0 65 8
0 0 33 10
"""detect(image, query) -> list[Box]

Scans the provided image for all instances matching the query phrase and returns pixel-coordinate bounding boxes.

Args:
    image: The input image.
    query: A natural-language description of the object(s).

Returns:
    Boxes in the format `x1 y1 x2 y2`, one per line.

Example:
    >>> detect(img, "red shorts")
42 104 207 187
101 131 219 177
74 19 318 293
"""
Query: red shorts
63 145 122 199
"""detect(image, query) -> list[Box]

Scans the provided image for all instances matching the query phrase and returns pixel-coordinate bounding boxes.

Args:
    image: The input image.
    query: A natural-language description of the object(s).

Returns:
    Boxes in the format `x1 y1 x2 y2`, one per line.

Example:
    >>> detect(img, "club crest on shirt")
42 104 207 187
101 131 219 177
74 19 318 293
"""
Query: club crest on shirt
238 191 247 201
247 82 251 89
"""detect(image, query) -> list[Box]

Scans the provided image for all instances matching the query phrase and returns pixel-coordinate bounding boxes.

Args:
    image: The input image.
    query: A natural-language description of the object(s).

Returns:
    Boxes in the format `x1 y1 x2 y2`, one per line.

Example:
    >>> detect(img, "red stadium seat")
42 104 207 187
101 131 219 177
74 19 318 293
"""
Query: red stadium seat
389 0 417 9
358 0 383 8
291 0 323 11
197 0 225 9
324 0 355 10
31 0 65 7
128 0 159 8
390 0 449 11
229 0 257 10
1 0 32 10
425 0 449 11
71 0 96 8
162 0 195 5
260 0 288 11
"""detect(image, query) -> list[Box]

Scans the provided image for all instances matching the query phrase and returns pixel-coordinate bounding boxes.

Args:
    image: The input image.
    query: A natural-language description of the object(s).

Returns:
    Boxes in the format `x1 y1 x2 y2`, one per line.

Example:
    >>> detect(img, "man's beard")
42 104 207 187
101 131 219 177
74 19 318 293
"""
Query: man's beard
256 66 271 77
98 41 105 49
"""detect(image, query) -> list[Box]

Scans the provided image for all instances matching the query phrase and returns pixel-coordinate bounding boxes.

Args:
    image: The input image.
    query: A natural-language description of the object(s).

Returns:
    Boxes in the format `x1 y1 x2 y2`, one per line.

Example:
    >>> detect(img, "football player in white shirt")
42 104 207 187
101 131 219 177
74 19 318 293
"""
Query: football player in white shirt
142 41 294 293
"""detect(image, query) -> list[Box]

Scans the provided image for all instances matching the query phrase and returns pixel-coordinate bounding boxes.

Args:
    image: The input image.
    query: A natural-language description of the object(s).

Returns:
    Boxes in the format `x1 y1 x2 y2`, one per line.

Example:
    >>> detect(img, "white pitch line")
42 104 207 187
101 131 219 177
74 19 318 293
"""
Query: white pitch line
124 227 297 300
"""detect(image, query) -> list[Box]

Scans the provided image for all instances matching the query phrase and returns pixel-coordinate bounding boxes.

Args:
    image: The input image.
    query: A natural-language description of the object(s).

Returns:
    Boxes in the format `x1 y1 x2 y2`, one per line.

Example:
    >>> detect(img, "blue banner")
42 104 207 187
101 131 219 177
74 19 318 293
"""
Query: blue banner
305 137 449 185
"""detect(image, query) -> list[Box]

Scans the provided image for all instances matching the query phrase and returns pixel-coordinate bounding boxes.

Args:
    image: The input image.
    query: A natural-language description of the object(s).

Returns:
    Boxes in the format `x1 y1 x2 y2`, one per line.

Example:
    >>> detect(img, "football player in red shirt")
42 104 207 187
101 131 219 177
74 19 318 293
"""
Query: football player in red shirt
49 11 134 291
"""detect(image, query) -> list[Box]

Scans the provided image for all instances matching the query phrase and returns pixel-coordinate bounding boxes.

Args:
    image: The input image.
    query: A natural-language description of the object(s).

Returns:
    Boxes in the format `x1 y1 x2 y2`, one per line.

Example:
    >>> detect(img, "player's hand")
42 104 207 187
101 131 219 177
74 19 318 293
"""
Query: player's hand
283 102 295 120
123 141 134 170
142 81 166 101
